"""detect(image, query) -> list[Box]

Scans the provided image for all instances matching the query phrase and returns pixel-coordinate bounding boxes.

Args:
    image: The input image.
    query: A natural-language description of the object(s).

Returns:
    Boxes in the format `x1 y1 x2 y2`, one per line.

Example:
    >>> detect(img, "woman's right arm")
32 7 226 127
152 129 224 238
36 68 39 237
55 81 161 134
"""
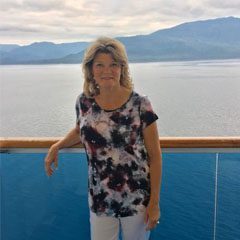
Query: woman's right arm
44 125 81 176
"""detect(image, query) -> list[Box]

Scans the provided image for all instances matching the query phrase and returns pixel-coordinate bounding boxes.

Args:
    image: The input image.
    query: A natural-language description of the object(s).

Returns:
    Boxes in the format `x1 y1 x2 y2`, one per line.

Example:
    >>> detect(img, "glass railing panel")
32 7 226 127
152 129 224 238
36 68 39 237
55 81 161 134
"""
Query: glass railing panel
216 153 240 240
1 150 239 240
1 152 89 240
151 152 216 240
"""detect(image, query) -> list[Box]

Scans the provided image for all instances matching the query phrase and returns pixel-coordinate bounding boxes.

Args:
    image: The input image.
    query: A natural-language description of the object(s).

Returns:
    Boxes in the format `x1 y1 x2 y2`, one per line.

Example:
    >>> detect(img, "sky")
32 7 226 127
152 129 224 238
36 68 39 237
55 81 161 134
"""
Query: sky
0 0 239 45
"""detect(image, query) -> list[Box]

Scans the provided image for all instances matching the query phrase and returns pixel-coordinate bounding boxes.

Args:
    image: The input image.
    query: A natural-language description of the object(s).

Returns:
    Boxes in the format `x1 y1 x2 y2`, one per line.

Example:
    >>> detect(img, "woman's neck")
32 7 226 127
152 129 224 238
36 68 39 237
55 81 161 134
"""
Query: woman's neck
95 86 132 110
98 85 123 100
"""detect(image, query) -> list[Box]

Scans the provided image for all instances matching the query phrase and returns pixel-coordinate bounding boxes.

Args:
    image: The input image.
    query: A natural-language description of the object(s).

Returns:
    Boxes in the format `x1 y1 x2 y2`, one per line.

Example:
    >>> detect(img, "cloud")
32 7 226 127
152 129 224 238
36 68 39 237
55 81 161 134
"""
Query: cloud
0 0 239 45
0 0 66 12
203 0 240 9
0 24 41 33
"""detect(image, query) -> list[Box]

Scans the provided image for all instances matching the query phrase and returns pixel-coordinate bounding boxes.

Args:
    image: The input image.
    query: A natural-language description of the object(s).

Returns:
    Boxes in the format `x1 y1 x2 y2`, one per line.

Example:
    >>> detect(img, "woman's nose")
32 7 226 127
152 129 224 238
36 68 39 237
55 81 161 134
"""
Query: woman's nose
103 65 112 73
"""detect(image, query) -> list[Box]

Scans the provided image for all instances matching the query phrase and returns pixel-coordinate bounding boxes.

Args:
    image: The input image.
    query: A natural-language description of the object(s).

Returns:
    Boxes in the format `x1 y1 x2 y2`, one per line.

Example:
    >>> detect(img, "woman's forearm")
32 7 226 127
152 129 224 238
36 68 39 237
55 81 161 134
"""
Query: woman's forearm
54 126 81 150
143 122 162 205
149 154 162 204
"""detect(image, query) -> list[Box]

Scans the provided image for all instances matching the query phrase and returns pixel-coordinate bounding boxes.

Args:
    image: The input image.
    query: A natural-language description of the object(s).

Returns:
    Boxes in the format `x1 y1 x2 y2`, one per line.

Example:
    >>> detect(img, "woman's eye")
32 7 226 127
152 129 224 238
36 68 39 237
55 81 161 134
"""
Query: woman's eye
94 62 120 69
111 63 119 67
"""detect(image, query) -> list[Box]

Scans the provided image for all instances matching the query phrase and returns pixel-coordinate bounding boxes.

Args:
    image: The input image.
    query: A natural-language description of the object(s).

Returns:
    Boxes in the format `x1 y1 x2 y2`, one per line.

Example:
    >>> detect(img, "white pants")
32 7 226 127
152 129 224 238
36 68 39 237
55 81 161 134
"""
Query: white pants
90 211 150 240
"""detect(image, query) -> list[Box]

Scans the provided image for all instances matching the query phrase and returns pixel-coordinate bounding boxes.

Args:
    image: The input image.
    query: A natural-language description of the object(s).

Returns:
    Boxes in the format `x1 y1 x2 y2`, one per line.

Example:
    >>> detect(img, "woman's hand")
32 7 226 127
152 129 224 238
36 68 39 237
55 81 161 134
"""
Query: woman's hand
44 126 81 177
144 201 161 231
44 144 59 177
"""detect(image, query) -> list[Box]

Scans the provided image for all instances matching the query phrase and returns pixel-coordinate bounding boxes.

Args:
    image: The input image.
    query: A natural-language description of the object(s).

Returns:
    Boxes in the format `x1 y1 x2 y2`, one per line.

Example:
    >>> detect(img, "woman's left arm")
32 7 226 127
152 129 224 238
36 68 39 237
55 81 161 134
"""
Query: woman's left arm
143 121 162 230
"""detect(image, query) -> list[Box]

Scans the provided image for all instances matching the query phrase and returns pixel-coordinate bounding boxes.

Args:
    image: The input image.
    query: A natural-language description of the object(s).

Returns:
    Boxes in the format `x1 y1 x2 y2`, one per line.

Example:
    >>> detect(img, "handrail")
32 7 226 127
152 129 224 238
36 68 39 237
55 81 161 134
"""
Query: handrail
1 137 240 148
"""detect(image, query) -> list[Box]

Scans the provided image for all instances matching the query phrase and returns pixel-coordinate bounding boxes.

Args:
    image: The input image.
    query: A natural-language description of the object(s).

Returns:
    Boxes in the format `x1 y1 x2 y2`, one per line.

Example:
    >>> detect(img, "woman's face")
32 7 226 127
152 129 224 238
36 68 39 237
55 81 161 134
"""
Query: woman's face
92 53 122 91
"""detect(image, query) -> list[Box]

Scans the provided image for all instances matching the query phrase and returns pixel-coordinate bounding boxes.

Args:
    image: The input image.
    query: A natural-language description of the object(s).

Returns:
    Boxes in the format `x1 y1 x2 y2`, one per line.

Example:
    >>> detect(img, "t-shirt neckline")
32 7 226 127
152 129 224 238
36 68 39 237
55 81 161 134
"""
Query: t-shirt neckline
94 91 134 112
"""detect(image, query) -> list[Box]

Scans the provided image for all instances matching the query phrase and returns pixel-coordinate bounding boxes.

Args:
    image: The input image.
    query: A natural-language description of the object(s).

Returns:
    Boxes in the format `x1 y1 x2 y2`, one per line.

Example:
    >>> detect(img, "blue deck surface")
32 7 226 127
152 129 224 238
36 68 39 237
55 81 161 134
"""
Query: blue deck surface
1 151 240 240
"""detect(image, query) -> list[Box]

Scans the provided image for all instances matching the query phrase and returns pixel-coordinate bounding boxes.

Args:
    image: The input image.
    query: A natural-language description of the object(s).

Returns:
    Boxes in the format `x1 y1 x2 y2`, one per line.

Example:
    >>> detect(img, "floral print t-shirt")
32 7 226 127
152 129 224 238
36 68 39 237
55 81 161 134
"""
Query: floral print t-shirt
75 91 158 218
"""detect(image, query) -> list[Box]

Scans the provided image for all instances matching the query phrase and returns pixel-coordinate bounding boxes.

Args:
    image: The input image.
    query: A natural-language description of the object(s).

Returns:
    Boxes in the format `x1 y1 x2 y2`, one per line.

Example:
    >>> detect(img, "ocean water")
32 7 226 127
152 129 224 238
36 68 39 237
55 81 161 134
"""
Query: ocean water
1 59 240 137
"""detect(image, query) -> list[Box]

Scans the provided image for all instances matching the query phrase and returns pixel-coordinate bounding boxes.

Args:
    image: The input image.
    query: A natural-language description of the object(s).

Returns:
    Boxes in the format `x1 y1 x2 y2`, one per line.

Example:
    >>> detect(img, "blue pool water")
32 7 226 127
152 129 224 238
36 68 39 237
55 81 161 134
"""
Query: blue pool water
1 151 240 240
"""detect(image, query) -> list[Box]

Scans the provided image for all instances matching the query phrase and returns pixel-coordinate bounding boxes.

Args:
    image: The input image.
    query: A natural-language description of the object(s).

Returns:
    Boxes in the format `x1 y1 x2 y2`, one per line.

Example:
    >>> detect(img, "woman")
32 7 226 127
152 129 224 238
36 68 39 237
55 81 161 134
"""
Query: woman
45 37 162 240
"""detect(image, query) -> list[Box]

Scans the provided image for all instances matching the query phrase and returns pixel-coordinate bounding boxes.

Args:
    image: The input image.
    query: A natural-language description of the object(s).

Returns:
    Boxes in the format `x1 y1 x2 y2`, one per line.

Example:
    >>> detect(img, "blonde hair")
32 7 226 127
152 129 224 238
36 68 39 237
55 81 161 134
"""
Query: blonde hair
82 37 133 97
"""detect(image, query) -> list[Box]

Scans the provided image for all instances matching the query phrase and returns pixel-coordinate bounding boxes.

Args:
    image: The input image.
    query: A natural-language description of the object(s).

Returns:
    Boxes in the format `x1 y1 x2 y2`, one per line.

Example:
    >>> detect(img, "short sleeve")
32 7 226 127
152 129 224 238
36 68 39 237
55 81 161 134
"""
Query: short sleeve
140 95 158 129
75 95 80 125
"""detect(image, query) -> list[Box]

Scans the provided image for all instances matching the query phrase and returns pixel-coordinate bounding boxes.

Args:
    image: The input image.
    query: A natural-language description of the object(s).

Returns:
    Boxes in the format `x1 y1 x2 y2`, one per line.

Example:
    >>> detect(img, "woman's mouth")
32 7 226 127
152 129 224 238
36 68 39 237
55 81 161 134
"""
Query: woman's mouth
101 77 113 80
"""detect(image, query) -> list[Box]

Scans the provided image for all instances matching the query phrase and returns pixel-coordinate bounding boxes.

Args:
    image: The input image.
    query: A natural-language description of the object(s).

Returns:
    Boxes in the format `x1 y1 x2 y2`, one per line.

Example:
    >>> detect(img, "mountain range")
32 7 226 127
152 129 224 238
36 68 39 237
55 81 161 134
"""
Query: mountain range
0 16 240 64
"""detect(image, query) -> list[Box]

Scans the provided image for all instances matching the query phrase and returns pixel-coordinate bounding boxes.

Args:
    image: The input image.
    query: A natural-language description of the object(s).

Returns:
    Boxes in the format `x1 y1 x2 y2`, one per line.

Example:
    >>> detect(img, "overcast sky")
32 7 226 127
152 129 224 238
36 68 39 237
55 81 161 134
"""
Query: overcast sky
0 0 239 45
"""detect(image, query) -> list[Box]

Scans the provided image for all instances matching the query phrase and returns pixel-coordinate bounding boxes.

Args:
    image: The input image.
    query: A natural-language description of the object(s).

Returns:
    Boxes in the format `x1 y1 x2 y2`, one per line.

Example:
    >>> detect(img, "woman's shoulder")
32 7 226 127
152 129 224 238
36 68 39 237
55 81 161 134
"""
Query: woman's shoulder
131 91 150 103
76 92 94 103
76 92 96 114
